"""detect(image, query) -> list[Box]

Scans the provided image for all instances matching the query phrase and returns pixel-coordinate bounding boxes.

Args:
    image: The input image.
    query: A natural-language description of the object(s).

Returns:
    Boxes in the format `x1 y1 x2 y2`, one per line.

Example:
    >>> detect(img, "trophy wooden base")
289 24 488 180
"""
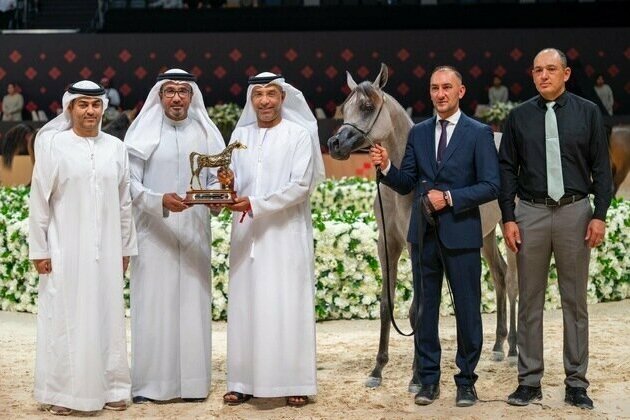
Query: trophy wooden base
183 189 236 205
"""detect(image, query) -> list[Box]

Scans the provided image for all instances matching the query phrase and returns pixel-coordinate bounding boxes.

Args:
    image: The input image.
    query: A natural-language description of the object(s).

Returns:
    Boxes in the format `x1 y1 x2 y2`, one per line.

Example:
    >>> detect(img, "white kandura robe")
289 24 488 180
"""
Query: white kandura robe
227 119 317 397
129 117 221 400
29 130 137 411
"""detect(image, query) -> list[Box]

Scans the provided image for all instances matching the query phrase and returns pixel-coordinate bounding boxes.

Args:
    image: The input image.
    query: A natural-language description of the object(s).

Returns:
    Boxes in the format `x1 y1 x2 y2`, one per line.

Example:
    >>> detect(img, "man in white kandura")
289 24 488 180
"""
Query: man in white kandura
124 69 224 403
222 72 325 407
29 80 137 416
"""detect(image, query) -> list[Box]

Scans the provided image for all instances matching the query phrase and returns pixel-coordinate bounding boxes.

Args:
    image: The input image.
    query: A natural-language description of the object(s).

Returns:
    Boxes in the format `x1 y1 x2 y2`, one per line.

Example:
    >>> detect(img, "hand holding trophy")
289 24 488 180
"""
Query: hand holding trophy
184 141 247 205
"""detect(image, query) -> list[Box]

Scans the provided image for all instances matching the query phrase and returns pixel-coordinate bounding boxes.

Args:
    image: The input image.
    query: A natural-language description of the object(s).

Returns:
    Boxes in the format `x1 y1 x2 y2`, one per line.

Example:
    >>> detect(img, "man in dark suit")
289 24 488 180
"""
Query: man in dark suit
370 66 500 407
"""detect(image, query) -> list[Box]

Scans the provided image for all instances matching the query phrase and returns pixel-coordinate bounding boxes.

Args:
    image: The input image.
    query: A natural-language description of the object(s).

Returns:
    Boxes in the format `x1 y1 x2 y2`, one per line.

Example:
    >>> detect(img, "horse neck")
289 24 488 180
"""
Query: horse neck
382 93 413 167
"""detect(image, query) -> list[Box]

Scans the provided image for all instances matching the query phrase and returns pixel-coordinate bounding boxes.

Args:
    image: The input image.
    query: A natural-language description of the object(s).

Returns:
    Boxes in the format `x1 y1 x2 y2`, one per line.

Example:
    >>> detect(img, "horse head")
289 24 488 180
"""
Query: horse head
327 63 411 160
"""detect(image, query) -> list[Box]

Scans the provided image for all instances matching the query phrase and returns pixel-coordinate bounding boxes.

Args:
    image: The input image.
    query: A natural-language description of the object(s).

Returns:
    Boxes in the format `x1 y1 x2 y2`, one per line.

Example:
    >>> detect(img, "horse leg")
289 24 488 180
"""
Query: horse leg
505 248 519 365
366 237 403 388
482 227 508 362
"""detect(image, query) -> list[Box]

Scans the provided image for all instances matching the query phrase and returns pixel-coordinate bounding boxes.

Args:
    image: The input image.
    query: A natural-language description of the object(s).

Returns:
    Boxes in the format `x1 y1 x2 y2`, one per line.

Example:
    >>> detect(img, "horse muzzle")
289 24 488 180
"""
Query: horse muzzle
327 126 365 160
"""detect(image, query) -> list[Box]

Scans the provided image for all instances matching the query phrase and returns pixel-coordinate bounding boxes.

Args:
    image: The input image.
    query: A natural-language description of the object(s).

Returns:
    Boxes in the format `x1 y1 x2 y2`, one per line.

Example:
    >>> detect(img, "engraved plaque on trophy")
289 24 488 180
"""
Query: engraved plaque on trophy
183 141 247 205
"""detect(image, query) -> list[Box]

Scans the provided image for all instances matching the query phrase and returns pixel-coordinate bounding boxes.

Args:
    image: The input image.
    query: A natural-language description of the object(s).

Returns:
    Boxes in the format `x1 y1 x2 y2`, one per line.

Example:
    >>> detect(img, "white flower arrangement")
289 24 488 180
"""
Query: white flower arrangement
480 101 520 125
1 182 628 320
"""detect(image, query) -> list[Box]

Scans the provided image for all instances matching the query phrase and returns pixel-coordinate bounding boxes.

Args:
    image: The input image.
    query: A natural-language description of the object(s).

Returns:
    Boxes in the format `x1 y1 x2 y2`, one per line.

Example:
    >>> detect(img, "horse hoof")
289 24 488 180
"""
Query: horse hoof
408 383 420 394
492 351 505 362
365 377 382 388
507 356 518 366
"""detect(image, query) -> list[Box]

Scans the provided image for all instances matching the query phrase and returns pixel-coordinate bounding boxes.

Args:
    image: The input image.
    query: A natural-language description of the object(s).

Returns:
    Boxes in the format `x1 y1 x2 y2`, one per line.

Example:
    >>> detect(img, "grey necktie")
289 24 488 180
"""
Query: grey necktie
545 101 564 201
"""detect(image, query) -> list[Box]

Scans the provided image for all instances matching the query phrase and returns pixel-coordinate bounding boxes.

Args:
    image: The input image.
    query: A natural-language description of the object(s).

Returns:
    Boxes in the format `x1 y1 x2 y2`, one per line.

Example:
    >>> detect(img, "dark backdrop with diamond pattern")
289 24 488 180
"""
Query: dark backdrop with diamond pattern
1 28 627 119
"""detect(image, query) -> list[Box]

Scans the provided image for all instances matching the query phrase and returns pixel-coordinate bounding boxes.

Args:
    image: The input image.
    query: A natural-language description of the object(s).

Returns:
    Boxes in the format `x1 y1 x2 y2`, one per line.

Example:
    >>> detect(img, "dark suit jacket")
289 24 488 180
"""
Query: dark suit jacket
382 112 500 249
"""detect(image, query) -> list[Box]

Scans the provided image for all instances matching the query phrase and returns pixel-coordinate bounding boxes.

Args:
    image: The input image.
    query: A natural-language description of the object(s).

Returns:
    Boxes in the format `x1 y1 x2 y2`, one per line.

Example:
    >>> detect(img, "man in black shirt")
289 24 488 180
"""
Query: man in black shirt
499 48 612 410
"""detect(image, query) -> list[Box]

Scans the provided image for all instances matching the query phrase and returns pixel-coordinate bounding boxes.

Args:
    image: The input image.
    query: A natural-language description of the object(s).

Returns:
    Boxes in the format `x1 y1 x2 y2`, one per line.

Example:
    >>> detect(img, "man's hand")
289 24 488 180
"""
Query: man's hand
503 221 521 253
122 256 130 273
227 196 251 213
162 192 189 212
369 144 390 169
217 167 234 189
33 259 52 274
427 190 448 212
585 219 606 248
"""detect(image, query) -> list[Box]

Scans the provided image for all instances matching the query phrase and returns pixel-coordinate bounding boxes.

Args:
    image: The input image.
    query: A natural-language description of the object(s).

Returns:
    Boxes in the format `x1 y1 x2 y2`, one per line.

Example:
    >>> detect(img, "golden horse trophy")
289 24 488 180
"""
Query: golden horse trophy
184 141 247 205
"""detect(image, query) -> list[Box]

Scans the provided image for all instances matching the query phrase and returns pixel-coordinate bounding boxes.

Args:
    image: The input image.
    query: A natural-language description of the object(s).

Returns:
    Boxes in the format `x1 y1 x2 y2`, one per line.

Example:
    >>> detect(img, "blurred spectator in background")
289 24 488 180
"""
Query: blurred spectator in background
101 77 122 123
593 74 613 116
488 75 509 106
1 123 35 168
2 82 24 121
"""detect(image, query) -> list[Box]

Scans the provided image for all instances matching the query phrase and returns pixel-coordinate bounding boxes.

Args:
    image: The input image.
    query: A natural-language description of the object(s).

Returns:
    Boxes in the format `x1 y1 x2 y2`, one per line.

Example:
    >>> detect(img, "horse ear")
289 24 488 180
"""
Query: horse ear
346 71 358 90
373 63 388 89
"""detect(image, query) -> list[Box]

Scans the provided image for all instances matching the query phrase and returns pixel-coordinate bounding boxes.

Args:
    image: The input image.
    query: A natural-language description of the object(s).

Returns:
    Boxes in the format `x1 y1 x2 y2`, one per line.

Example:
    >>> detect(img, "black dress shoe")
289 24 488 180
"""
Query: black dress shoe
456 385 477 407
565 386 593 410
507 385 542 406
414 384 440 405
132 396 154 404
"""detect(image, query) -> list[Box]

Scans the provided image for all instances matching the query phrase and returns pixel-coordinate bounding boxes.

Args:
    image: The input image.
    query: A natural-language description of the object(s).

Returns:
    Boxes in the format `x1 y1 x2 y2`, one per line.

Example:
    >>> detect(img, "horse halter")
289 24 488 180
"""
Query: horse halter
339 91 387 148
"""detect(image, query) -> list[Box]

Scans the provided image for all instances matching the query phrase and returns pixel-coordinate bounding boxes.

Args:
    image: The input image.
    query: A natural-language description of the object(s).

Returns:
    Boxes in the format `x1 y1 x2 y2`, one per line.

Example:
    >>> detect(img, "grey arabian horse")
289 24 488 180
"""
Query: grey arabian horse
326 64 518 390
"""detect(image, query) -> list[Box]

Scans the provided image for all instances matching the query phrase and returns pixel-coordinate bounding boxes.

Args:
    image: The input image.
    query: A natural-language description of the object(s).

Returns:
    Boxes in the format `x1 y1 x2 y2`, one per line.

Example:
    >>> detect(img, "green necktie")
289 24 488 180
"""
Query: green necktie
545 101 564 202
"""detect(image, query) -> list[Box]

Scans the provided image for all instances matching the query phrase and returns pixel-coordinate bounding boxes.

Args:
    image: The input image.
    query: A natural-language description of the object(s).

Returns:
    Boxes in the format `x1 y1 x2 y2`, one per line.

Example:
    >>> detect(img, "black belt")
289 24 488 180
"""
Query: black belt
527 194 586 207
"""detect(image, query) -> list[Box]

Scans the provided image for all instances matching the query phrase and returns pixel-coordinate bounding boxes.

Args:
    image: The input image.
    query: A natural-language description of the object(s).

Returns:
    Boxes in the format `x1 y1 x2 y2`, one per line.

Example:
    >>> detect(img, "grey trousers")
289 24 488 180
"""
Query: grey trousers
514 198 592 388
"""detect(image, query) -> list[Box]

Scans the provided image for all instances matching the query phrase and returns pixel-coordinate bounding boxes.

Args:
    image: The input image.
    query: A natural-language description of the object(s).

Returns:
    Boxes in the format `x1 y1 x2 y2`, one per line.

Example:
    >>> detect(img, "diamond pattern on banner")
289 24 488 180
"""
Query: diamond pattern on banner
340 49 354 62
301 65 314 79
230 83 242 96
413 65 425 79
484 51 492 59
214 66 226 79
25 67 37 80
397 82 409 96
270 65 282 75
371 51 379 59
597 50 605 58
566 48 579 60
134 66 147 80
469 65 482 79
49 101 61 113
260 51 268 59
325 66 338 79
40 87 46 94
9 50 22 63
625 81 630 94
584 65 594 77
413 101 426 114
174 49 187 63
315 51 323 59
608 65 619 77
510 48 523 61
119 83 131 96
39 53 46 60
0 67 6 80
94 53 101 60
340 85 350 96
79 67 92 79
149 52 157 60
453 48 466 61
325 100 336 115
510 83 522 96
356 66 369 79
493 65 506 78
624 47 630 60
64 50 76 63
191 66 203 78
245 65 258 77
119 49 132 63
48 67 61 80
285 48 298 62
229 49 242 62
204 52 212 59
397 49 410 62
103 66 116 79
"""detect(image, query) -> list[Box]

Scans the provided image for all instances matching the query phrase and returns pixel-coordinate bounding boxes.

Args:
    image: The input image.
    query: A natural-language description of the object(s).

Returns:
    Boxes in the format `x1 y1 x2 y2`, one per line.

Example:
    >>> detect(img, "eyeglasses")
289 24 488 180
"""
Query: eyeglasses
162 88 192 98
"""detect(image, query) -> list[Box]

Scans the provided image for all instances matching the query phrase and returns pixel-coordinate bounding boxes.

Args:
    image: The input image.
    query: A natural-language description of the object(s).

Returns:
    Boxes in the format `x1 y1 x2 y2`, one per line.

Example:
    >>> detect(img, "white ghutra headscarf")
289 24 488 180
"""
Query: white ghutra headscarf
236 72 325 192
35 80 109 145
125 68 224 160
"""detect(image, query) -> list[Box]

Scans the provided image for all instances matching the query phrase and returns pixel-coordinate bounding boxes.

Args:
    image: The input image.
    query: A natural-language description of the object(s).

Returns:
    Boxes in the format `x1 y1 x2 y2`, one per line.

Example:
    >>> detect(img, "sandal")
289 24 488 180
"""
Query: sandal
287 395 309 407
47 405 73 416
223 391 252 406
104 400 127 411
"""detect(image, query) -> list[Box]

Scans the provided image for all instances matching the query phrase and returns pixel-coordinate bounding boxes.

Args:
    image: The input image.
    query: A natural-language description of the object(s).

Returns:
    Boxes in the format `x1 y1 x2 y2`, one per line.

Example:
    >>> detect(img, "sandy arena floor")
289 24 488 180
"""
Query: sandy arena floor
1 299 629 419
